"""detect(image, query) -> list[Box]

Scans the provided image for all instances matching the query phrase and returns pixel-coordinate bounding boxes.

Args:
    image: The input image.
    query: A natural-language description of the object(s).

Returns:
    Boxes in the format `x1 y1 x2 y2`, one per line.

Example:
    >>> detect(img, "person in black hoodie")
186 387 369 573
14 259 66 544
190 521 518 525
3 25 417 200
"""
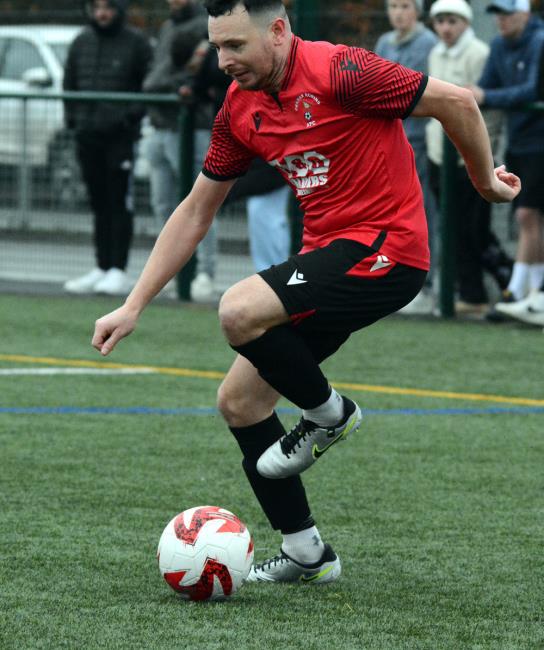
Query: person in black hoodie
63 0 152 295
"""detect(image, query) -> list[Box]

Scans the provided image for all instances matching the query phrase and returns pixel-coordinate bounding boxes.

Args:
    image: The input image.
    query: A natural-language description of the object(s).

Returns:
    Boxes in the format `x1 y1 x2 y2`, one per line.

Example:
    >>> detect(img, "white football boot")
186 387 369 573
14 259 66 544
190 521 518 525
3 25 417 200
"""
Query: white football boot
246 544 341 584
63 268 105 294
257 397 362 479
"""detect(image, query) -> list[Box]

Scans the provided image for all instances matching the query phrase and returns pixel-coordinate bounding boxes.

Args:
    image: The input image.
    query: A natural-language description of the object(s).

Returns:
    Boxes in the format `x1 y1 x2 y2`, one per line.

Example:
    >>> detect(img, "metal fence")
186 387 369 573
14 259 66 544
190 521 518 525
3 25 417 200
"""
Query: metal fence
0 89 255 299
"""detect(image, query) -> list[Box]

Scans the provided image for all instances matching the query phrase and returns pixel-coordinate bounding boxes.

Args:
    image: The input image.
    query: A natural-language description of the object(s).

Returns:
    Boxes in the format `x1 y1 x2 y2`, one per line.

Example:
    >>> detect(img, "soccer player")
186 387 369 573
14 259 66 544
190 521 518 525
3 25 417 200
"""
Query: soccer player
92 0 520 584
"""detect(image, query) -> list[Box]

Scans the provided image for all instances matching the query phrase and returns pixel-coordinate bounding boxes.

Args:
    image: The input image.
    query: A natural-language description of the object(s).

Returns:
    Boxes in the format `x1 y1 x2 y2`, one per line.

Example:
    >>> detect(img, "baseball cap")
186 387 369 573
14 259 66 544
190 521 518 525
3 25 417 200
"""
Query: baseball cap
430 0 473 22
486 0 530 13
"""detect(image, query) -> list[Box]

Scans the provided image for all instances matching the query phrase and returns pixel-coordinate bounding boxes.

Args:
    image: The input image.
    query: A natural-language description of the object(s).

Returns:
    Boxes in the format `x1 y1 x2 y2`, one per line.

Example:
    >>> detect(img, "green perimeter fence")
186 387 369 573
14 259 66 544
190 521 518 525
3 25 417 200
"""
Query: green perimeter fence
0 87 529 314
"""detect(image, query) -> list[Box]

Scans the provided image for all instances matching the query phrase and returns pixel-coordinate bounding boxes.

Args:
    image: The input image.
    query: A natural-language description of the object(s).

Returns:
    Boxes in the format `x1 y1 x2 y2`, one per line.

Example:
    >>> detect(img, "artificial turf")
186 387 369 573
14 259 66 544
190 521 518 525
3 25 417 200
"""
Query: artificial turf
0 293 542 649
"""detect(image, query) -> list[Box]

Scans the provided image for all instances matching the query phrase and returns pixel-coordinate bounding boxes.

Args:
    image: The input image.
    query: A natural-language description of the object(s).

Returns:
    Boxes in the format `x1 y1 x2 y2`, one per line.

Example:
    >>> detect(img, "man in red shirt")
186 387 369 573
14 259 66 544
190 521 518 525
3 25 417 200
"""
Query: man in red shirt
93 0 520 584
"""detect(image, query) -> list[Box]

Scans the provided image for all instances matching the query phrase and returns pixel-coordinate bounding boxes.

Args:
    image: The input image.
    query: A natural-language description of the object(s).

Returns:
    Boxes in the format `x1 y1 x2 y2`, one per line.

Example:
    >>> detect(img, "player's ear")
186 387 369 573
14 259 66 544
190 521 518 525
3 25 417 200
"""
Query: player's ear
270 17 287 44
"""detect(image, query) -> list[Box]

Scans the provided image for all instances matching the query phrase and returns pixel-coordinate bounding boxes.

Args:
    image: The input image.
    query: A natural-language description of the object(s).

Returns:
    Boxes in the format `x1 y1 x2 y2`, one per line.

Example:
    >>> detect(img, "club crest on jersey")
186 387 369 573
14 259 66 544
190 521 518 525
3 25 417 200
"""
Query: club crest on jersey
294 93 320 128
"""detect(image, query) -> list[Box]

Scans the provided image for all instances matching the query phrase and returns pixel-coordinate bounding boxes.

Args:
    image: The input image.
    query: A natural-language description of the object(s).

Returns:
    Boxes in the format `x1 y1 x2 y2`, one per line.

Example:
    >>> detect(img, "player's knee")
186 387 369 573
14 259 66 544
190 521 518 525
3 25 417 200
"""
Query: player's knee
217 380 248 425
218 287 253 343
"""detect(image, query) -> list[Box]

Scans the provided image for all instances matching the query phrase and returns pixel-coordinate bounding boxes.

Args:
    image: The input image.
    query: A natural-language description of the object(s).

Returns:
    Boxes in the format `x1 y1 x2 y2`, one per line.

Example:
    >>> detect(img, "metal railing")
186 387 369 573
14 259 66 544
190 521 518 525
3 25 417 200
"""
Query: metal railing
0 88 198 298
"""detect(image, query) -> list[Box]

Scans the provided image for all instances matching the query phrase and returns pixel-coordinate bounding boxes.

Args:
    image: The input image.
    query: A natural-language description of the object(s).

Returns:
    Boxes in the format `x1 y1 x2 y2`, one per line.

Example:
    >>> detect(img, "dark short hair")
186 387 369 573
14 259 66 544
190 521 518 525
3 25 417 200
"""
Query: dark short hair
202 0 284 17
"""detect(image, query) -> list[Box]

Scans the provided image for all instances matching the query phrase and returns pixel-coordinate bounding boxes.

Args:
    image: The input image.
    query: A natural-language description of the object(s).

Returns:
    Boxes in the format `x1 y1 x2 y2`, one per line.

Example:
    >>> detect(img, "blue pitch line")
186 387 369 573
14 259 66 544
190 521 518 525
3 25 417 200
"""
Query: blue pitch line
1 406 544 416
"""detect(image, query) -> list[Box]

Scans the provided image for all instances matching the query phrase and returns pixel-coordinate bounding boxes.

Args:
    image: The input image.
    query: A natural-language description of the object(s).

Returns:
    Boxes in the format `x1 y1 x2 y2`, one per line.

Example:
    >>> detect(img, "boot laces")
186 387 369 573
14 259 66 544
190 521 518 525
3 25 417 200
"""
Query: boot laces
255 552 290 571
280 418 317 457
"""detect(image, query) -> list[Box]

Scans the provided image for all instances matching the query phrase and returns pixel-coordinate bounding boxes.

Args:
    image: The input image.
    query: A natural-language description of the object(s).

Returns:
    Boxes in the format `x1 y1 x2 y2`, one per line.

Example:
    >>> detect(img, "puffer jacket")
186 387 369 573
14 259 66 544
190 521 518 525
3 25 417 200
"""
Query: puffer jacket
63 12 152 137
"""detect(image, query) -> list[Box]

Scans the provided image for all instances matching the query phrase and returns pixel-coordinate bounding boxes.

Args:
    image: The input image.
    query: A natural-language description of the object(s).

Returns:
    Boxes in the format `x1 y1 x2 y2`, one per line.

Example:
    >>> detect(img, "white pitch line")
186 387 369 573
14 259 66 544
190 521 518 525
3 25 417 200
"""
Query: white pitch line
0 367 157 376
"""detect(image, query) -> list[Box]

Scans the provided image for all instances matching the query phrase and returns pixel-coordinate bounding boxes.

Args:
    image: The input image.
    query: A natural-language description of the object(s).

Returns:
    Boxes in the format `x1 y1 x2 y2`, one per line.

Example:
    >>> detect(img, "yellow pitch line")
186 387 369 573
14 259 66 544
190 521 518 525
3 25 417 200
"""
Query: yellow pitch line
0 354 224 380
0 353 542 407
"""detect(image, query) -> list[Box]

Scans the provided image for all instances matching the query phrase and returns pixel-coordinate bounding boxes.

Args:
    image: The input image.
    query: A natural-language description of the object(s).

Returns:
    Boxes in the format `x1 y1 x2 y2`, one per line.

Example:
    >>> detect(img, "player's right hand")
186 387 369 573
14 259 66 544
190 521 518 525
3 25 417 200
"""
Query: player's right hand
92 305 139 356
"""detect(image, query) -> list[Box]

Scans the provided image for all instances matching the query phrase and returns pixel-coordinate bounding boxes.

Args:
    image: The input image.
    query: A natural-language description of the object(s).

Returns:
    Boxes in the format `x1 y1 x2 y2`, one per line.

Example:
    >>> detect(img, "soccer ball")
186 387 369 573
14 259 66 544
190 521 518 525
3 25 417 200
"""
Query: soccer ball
157 505 254 602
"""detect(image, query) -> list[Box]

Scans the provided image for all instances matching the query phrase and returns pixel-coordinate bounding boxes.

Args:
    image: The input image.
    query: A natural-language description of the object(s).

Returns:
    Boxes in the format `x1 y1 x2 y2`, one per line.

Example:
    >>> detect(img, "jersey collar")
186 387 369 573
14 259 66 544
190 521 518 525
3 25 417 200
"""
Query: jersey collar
280 35 300 92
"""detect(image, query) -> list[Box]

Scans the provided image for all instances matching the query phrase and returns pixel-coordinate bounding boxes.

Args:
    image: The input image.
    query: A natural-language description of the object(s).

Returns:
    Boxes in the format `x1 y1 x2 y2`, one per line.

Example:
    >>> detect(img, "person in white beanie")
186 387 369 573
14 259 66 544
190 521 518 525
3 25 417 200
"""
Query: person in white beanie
426 0 512 316
375 0 438 315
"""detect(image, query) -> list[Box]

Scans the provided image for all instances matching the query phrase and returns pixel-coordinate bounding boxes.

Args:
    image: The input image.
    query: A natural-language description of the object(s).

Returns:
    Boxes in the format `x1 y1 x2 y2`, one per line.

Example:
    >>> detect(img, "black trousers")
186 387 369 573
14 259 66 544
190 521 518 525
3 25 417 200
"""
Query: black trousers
429 160 511 303
76 130 135 271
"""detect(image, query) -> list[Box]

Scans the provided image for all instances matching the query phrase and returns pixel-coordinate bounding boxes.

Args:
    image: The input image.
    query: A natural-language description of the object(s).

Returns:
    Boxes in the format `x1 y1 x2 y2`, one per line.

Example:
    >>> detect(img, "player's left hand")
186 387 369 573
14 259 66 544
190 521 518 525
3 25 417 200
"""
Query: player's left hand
481 165 521 203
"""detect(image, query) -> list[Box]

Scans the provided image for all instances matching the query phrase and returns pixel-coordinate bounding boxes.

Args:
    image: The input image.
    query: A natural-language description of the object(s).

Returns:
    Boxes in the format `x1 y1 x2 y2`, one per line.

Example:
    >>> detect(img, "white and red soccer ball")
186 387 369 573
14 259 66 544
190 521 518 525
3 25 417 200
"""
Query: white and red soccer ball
157 505 254 601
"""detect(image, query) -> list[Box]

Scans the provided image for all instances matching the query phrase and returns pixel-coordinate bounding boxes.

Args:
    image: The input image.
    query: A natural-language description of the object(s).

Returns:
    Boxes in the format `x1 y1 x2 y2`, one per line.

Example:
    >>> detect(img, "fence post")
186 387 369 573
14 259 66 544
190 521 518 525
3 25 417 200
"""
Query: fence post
16 97 30 229
439 134 457 318
175 102 197 301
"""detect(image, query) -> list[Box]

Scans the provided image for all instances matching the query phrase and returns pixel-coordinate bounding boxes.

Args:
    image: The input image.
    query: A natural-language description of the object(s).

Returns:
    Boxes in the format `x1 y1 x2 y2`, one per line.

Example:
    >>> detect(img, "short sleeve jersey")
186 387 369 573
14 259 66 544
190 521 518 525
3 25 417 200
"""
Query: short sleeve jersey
203 36 430 271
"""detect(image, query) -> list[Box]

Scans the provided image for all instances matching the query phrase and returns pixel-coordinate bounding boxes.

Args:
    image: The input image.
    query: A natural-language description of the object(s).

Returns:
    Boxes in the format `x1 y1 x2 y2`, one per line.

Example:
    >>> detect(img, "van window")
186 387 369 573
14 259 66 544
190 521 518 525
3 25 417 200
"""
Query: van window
1 39 44 80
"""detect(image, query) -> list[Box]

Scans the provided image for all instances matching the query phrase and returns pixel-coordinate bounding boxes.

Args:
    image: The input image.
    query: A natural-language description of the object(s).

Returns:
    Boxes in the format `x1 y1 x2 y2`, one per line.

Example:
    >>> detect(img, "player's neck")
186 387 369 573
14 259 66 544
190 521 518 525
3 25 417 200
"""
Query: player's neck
263 39 292 94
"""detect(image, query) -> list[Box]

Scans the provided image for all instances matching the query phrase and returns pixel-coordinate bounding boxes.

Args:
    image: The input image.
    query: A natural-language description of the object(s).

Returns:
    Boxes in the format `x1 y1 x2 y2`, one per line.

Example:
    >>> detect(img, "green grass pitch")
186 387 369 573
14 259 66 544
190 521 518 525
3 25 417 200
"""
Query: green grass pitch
0 293 542 649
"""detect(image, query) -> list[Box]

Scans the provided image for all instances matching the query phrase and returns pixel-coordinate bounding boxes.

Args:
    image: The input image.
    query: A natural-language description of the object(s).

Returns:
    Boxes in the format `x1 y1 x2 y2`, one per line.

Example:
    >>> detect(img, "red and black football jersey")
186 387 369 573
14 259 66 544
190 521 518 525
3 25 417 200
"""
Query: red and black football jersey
203 36 430 271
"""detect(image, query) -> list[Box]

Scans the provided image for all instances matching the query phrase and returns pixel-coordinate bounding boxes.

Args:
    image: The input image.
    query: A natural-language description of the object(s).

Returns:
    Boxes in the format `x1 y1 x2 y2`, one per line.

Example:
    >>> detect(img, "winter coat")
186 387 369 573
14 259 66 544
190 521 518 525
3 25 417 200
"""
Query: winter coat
63 22 152 137
478 15 544 155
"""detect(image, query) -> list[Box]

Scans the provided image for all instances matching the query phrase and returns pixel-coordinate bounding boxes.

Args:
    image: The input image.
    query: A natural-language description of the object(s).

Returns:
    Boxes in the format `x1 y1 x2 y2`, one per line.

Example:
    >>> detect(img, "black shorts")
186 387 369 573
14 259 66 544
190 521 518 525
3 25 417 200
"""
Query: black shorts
259 238 427 364
506 152 544 211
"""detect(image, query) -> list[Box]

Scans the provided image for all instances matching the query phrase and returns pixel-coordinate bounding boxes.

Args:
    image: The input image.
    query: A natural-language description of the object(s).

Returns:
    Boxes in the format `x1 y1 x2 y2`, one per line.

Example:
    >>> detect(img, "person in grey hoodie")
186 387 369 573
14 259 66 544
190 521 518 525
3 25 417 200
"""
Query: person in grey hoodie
142 0 218 302
468 0 544 320
375 0 438 314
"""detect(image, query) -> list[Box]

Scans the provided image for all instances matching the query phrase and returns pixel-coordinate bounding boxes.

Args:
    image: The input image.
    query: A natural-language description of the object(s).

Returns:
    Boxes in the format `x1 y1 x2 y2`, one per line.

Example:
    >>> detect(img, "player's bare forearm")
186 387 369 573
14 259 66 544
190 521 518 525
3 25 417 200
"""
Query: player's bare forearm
125 175 232 313
413 77 520 203
92 174 234 356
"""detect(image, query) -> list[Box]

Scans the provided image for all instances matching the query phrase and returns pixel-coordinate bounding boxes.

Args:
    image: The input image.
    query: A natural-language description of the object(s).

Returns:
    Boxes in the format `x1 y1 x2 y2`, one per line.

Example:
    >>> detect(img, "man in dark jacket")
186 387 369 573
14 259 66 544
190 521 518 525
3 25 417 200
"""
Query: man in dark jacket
468 0 544 320
142 0 218 302
63 0 152 295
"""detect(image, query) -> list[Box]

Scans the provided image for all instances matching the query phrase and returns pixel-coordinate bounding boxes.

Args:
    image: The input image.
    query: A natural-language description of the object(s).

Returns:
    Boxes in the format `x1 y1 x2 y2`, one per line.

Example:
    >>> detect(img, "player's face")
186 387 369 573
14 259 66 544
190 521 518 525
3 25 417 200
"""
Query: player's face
387 0 419 34
209 6 280 91
432 14 468 48
495 11 529 40
92 0 118 28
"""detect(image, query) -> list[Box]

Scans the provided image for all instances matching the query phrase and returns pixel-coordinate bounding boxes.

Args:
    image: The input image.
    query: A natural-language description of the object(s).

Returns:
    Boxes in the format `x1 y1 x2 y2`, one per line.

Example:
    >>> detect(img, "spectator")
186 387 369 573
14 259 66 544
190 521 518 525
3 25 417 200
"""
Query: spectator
142 0 218 303
468 0 544 319
63 0 152 295
426 0 513 316
187 43 291 272
375 0 438 314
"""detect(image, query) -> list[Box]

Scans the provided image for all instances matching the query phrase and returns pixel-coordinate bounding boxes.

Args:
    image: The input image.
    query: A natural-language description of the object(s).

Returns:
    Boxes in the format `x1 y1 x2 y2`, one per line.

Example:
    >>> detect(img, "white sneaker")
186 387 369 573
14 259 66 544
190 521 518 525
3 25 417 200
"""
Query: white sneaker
63 268 105 294
246 544 341 584
190 272 215 303
398 289 434 315
93 268 131 296
257 397 362 479
495 290 544 326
